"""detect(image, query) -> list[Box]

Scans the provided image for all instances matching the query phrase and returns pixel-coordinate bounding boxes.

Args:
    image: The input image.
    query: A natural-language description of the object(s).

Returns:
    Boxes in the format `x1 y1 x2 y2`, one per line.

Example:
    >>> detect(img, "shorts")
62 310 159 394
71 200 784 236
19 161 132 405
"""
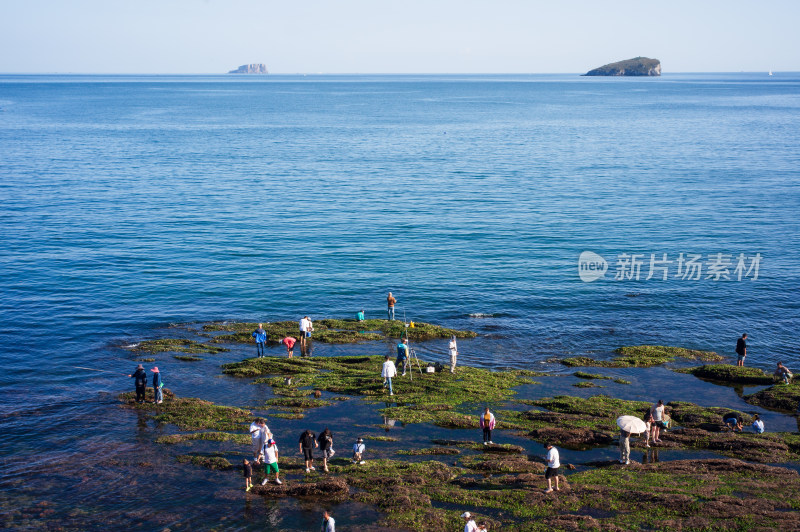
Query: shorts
304 331 311 338
545 467 559 479
724 418 739 426
252 440 263 454
302 448 314 461
324 448 335 459
264 462 279 474
655 421 667 429
737 354 745 361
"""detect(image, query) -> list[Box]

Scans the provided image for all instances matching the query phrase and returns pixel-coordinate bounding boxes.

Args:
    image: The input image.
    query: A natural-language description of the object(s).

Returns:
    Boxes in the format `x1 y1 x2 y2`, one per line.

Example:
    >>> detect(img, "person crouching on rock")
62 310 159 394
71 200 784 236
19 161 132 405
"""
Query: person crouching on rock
480 407 496 445
751 414 765 434
352 437 365 464
723 412 744 432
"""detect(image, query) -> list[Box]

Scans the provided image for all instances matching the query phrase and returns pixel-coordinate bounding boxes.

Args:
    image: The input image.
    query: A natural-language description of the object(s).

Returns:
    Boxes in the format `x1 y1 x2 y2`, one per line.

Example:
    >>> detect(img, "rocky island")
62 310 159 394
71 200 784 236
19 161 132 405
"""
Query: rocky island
228 63 269 74
584 56 661 76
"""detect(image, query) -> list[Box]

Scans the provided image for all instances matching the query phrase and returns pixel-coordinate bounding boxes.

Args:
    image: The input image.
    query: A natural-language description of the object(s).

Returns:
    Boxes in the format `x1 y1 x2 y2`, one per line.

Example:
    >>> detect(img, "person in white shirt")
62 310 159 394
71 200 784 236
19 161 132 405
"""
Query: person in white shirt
260 436 282 485
751 414 765 434
650 400 665 444
249 418 268 460
321 510 335 532
299 316 313 354
461 512 478 532
449 335 458 373
381 356 397 396
544 442 560 493
352 437 366 464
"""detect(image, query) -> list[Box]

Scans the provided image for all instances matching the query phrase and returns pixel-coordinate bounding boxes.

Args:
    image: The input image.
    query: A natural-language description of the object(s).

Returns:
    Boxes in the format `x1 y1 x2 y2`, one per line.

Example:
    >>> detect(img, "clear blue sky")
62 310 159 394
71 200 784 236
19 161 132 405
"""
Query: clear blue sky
1 0 797 73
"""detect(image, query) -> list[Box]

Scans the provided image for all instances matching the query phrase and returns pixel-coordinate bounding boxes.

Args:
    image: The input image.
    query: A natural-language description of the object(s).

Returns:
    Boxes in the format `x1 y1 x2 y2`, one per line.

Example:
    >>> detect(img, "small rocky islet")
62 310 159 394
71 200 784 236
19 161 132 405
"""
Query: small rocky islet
120 319 800 530
584 56 661 77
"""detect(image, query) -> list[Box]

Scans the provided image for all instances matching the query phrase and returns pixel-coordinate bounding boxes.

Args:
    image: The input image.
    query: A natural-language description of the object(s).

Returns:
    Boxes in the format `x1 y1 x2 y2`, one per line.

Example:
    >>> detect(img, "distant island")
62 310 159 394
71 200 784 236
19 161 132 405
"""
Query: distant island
583 57 661 77
228 64 269 74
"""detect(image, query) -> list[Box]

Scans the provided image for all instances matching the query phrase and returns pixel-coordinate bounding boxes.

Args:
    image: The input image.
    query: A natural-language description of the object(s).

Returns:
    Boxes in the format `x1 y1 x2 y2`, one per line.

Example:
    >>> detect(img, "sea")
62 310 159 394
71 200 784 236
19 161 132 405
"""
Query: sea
1 73 799 530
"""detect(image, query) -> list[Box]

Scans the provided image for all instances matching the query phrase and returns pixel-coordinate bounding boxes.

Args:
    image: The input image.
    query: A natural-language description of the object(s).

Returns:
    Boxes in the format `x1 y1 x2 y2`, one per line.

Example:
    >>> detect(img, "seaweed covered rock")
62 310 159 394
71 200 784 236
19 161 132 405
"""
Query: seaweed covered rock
745 382 800 412
251 476 349 499
528 427 615 448
119 391 251 431
562 345 721 368
203 318 475 345
664 428 798 463
132 338 229 355
681 364 774 384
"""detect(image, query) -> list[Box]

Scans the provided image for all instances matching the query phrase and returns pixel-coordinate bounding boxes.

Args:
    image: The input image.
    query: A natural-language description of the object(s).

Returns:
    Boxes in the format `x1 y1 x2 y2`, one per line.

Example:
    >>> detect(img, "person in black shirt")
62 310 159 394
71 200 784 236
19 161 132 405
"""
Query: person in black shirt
736 333 747 367
317 428 334 472
243 458 253 492
723 412 743 432
298 429 318 473
128 364 147 403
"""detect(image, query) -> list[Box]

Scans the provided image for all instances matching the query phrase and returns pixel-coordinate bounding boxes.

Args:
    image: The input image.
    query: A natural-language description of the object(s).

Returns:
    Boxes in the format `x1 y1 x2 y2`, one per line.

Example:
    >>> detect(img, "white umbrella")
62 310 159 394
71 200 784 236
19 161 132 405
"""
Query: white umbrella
616 415 647 434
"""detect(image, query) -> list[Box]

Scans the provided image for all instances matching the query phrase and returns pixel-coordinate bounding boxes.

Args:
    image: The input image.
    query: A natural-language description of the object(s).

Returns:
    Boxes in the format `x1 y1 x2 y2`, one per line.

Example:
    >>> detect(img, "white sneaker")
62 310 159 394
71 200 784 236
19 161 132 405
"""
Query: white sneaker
488 441 493 444
389 393 394 396
310 466 316 470
625 460 630 465
483 442 487 446
275 478 282 484
359 460 365 464
305 468 310 473
261 478 268 485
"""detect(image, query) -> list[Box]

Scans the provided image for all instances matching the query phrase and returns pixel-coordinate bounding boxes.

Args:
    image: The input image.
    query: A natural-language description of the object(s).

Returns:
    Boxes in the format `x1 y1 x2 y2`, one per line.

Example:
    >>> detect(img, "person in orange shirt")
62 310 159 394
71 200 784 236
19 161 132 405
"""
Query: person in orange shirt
387 292 396 320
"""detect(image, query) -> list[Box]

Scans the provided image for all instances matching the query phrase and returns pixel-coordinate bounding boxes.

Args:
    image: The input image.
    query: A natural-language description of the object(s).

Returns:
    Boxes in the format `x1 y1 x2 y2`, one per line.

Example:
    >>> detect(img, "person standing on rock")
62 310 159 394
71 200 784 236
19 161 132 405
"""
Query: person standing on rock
151 366 163 404
396 338 409 376
650 400 665 444
260 436 282 485
619 429 631 465
479 407 496 445
449 335 459 373
317 428 334 473
382 355 397 396
252 324 268 358
736 333 747 367
249 418 268 461
299 316 313 355
129 364 147 403
321 510 335 532
299 428 318 473
544 442 560 493
387 292 396 320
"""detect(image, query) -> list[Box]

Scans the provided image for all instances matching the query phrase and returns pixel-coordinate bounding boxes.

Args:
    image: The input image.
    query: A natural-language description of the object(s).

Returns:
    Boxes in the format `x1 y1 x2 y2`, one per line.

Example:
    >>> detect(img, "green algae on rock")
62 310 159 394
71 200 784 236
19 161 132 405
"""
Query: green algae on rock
176 454 233 470
745 382 800 412
223 355 530 412
119 391 251 431
572 381 604 388
573 371 631 385
174 355 203 361
562 345 722 368
397 447 461 456
155 431 250 445
133 338 229 355
203 318 476 345
680 364 774 384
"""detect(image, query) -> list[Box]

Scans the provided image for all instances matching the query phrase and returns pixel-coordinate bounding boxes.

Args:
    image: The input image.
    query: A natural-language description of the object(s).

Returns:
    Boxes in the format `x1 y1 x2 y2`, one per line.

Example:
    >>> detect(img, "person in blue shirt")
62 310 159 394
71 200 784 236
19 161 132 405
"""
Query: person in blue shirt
356 309 365 321
252 324 268 358
396 338 409 376
751 414 765 434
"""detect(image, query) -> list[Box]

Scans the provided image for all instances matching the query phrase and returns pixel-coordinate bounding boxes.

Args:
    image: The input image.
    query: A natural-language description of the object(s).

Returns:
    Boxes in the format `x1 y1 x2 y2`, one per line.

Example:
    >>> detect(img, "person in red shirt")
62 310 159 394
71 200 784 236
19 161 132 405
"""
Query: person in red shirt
282 336 297 358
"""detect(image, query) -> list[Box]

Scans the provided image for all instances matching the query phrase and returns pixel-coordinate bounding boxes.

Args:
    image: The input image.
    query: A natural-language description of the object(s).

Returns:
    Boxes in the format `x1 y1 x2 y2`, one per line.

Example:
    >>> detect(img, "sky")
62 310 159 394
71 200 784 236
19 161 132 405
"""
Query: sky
1 0 798 74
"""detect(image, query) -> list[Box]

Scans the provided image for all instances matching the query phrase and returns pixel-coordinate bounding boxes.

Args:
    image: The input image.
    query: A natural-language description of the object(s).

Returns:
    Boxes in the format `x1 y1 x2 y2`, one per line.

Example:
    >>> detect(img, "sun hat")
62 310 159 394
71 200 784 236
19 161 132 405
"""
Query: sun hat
461 512 471 518
151 367 159 372
357 437 363 443
136 364 144 369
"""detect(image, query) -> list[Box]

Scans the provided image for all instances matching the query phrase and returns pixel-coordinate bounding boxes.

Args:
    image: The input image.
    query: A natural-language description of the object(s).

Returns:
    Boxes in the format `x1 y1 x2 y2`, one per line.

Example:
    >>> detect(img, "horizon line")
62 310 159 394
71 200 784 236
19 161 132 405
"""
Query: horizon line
0 70 793 76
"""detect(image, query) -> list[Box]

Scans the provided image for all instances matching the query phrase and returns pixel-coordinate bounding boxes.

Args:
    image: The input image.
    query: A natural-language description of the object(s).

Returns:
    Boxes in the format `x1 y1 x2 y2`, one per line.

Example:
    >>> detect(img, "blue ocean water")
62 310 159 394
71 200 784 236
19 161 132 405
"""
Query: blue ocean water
1 73 799 529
